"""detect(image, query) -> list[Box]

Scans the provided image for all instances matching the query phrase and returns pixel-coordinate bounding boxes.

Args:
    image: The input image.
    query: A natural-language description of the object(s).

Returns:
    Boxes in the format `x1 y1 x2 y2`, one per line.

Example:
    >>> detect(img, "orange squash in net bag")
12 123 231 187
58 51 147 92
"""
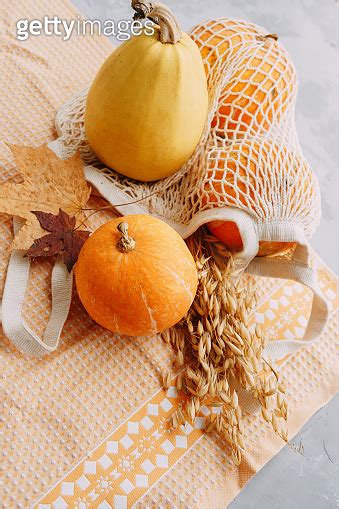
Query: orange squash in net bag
191 18 297 139
212 45 296 138
75 215 198 336
191 19 255 72
191 19 299 255
208 221 294 257
201 140 314 256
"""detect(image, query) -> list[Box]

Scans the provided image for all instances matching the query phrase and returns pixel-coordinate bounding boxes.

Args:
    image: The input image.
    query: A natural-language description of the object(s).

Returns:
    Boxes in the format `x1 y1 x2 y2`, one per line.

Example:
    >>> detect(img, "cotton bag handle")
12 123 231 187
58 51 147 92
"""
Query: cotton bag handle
247 250 329 362
0 161 147 357
0 218 72 357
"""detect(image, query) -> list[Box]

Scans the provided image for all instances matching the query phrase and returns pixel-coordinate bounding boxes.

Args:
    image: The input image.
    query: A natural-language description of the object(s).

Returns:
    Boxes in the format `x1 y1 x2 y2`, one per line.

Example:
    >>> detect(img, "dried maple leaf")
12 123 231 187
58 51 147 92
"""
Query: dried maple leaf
0 144 91 249
26 209 91 272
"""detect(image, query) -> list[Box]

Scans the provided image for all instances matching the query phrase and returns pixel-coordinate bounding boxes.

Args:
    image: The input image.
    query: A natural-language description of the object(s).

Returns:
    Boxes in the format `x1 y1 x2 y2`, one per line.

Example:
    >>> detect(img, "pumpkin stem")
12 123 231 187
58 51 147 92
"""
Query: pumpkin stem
117 222 136 252
256 33 279 43
131 1 182 44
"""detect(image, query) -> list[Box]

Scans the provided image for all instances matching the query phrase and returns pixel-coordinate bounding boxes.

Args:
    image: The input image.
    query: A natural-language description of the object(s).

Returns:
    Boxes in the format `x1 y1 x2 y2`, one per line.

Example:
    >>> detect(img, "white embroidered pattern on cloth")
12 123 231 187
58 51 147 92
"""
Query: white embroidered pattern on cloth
27 266 338 508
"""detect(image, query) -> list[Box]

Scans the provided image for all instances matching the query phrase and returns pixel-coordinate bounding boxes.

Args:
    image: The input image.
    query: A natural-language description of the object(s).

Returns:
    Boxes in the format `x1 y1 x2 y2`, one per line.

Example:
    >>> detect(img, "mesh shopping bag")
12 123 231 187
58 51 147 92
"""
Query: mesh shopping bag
2 18 328 356
50 18 320 252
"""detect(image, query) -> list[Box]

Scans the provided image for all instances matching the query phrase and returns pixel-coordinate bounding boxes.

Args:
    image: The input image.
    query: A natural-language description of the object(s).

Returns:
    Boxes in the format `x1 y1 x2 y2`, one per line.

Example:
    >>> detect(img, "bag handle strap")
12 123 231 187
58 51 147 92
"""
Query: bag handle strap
247 251 329 361
0 219 73 357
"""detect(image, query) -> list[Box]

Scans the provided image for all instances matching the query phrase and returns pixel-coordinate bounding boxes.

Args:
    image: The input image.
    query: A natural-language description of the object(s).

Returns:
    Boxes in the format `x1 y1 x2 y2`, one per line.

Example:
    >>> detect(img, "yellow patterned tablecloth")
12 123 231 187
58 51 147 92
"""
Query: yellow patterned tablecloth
1 1 338 507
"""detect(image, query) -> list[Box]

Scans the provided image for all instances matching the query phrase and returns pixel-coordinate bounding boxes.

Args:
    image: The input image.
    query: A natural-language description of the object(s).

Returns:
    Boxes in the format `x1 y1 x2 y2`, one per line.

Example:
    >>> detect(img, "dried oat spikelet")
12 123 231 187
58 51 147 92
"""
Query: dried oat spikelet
161 228 289 464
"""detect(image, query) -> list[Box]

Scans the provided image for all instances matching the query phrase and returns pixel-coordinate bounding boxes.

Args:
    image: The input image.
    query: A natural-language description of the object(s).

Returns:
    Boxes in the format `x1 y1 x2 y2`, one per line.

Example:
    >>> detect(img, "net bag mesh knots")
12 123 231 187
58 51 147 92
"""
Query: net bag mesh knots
46 17 328 356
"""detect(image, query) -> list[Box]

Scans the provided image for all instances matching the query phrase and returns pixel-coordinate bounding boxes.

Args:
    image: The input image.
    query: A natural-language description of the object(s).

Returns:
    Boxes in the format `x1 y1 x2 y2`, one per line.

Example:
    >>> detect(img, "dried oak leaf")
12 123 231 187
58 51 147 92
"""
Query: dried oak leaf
0 144 91 249
26 209 90 272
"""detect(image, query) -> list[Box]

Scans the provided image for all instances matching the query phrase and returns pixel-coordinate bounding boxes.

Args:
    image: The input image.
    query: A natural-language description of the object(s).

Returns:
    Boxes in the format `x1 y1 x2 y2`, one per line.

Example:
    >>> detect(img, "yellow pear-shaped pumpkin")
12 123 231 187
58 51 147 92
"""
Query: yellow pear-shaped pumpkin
85 2 208 182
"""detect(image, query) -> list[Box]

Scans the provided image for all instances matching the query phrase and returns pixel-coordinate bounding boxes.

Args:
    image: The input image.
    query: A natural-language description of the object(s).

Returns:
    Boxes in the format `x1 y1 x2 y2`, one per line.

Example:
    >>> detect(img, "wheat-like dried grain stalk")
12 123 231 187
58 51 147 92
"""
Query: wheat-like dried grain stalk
161 227 288 465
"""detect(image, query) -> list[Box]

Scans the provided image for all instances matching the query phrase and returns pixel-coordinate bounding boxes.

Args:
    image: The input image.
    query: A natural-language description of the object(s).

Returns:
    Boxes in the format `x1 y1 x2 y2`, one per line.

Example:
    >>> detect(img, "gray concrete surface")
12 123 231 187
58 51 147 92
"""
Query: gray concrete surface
72 1 339 507
229 394 339 509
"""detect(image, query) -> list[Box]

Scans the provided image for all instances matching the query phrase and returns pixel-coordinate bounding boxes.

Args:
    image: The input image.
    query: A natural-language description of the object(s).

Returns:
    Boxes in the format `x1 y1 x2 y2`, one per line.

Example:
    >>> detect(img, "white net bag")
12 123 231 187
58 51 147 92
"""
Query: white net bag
49 17 328 358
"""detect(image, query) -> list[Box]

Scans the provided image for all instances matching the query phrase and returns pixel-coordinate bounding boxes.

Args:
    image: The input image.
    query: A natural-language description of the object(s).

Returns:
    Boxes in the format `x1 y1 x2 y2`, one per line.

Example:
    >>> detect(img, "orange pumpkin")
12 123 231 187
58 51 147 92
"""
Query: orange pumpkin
202 140 304 256
191 19 297 138
75 215 198 336
191 19 257 74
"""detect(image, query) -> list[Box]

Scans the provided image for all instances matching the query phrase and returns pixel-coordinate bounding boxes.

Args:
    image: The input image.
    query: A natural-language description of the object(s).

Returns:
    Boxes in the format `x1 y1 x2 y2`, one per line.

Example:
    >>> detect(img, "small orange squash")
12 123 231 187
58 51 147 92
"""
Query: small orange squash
208 220 294 257
202 140 302 256
191 19 256 74
75 215 198 336
191 19 296 138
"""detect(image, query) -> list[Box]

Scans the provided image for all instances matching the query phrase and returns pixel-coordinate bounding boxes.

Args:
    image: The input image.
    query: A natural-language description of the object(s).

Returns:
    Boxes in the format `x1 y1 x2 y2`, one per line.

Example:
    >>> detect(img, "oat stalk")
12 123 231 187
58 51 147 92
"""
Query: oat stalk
161 228 289 465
